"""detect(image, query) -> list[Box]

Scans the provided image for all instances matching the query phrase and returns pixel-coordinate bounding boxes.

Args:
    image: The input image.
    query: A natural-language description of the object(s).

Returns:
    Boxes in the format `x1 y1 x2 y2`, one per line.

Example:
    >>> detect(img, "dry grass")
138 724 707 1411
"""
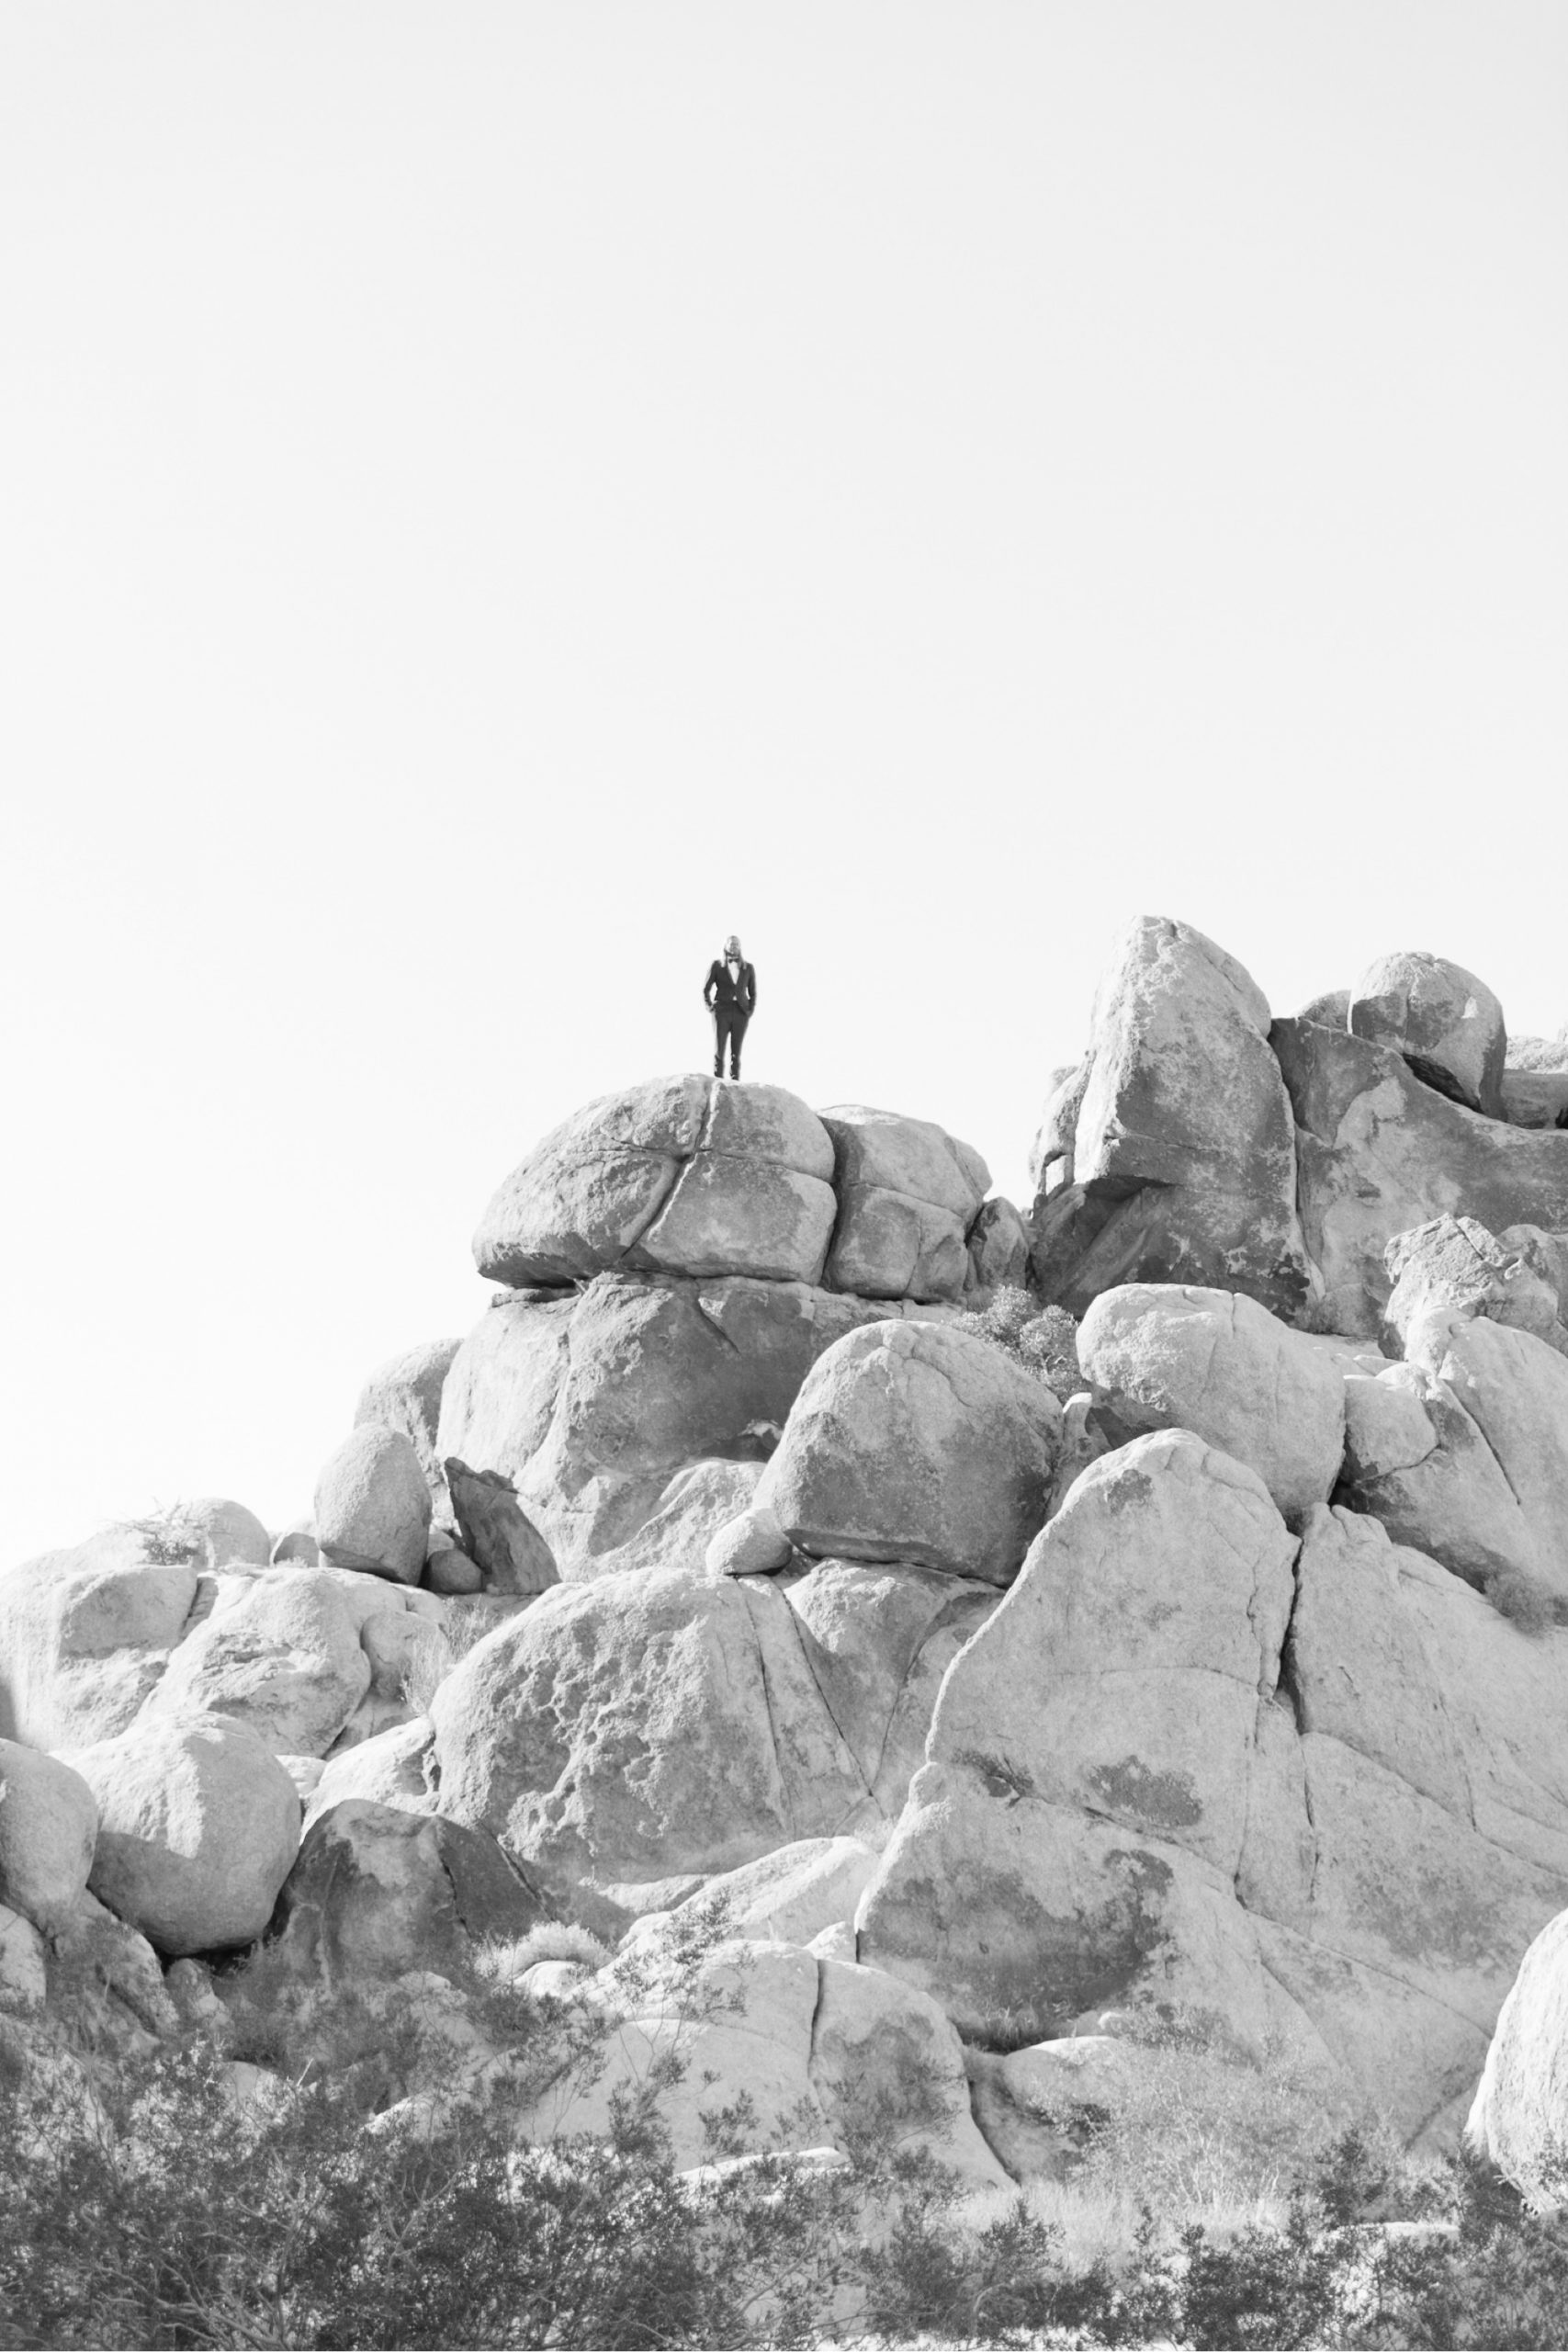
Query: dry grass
472 1922 613 1984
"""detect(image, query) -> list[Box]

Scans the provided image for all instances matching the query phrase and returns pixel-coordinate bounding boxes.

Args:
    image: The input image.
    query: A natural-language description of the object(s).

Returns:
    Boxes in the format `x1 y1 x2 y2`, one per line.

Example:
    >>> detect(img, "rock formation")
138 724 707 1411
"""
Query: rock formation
7 921 1568 2202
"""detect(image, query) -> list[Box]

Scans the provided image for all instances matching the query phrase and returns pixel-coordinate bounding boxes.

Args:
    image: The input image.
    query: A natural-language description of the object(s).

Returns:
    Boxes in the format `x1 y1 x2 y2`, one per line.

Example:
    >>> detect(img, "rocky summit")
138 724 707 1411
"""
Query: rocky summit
7 913 1568 2204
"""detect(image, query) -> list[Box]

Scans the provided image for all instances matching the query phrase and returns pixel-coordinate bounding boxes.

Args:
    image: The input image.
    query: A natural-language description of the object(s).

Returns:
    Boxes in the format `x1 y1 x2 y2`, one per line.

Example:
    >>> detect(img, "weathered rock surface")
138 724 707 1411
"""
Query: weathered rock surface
437 1272 889 1577
694 1837 879 1946
314 1425 432 1585
821 1105 988 1302
0 1529 202 1750
591 1459 764 1580
354 1337 463 1499
178 1499 274 1568
1408 1317 1568 1597
967 2036 1138 2182
1348 950 1506 1119
755 1321 1060 1585
776 1556 998 1815
860 1446 1568 2132
306 1718 437 1825
68 1713 300 1957
1502 1071 1568 1128
1029 1059 1090 1204
147 1567 374 1756
1273 1018 1568 1336
431 1566 866 1919
430 1555 977 1925
525 1935 1010 2192
1032 917 1311 1319
443 1459 559 1595
0 1740 98 1933
1077 1283 1346 1526
1382 1215 1566 1359
1466 1906 1568 2205
474 1078 839 1289
1337 1359 1549 1594
1297 988 1351 1029
810 1955 1014 2195
524 1939 830 2165
966 1196 1032 1295
256 1799 545 1986
706 1500 793 1578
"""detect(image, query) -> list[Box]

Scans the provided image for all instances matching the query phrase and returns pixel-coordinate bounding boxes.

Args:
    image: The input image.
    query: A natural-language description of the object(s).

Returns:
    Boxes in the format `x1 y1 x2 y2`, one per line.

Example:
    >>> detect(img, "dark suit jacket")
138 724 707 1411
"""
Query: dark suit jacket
704 957 756 1016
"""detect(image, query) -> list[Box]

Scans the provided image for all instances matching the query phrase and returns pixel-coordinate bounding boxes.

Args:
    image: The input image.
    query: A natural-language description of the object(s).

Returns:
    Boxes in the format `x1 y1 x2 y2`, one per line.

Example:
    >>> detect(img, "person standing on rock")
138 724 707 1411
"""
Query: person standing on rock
704 934 756 1080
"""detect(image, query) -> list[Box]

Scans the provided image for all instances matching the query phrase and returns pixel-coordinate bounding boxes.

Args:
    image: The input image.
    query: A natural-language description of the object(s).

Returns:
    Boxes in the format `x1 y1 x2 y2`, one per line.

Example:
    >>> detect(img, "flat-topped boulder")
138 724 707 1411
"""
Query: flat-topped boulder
473 1076 839 1289
470 1076 996 1305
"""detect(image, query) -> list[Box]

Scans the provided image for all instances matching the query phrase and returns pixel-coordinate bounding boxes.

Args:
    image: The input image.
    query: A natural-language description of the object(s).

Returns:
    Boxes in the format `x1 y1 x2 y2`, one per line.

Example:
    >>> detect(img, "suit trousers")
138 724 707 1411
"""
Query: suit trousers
712 1007 749 1076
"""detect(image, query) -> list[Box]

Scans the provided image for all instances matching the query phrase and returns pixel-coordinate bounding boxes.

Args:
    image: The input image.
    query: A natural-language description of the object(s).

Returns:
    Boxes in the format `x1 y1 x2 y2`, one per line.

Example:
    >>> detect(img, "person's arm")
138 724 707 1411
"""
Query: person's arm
703 961 718 1009
745 963 757 1015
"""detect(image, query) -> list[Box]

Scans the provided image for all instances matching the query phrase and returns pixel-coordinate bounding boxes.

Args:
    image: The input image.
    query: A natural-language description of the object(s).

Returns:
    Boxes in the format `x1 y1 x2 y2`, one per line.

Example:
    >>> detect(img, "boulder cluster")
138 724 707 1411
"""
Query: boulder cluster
6 917 1568 2204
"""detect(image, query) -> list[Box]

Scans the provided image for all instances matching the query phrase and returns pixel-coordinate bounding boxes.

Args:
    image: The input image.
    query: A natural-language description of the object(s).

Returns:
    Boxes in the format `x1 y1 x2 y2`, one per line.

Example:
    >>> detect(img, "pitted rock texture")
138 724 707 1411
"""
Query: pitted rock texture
1032 916 1312 1320
755 1319 1061 1585
147 1566 375 1757
857 1434 1568 2133
1349 950 1506 1119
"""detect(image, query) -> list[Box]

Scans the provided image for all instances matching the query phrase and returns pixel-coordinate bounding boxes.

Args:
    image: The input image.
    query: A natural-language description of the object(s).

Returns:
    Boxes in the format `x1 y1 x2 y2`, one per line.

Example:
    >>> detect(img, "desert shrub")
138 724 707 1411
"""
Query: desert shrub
474 1921 614 1981
113 1504 204 1566
958 1285 1082 1400
1069 2019 1375 2222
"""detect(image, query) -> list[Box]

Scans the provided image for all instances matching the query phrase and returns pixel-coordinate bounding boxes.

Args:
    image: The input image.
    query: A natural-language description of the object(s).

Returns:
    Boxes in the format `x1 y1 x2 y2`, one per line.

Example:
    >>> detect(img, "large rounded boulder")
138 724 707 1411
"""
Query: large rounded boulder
1032 915 1311 1319
0 1528 202 1750
436 1272 888 1576
147 1567 374 1756
314 1425 432 1585
0 1738 98 1932
431 1564 870 1917
353 1336 463 1499
1349 950 1506 1118
755 1321 1061 1584
67 1712 300 1957
1077 1282 1348 1528
473 1076 839 1289
819 1105 988 1303
1467 1905 1568 2204
258 1799 547 1985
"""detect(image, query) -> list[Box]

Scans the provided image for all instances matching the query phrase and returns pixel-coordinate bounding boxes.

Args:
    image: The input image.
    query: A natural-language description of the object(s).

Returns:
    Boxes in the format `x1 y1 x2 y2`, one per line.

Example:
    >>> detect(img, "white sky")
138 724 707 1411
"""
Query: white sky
3 3 1565 1562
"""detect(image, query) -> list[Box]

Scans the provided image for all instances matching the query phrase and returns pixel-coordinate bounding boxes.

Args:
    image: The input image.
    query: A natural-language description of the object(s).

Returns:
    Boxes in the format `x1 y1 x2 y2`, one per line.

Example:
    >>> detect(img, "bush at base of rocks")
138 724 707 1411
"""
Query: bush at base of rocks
8 1952 1568 2351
